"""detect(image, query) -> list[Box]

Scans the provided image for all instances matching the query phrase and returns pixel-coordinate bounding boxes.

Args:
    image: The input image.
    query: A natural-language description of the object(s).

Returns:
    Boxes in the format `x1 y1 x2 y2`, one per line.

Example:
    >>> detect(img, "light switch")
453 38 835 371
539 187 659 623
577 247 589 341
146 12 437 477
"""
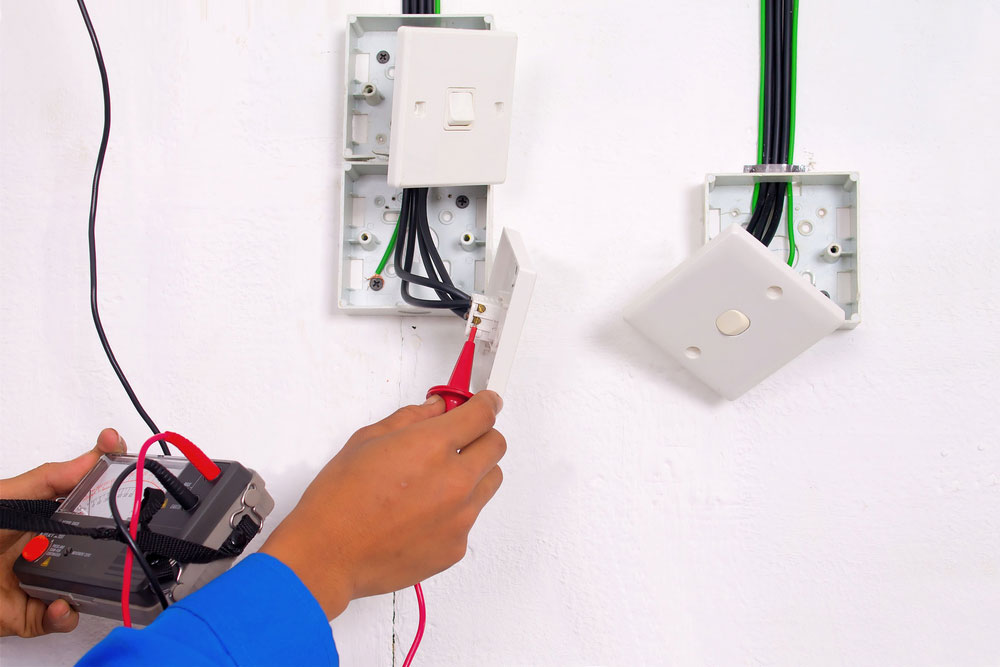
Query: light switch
388 27 517 188
447 89 475 128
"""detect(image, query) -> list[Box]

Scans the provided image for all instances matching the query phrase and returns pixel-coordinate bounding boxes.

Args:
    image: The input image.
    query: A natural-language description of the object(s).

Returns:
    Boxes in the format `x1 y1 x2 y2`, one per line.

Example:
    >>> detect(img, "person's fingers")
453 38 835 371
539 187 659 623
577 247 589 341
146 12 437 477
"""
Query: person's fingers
469 465 503 512
0 429 124 501
422 391 502 452
351 395 447 443
41 599 79 634
0 451 103 500
95 428 126 455
458 429 507 482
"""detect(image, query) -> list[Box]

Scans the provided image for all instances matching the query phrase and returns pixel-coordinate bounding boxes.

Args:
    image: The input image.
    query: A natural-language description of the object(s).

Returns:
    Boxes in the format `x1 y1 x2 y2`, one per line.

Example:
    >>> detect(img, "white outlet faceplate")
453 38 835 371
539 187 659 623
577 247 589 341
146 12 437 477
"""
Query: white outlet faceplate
467 228 535 396
388 27 517 188
624 224 845 400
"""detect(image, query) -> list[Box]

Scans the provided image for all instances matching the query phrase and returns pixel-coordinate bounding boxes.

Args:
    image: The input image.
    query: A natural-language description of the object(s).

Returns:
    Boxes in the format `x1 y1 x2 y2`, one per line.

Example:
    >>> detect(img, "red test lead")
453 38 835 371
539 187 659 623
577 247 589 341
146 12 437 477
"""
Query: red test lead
426 327 477 411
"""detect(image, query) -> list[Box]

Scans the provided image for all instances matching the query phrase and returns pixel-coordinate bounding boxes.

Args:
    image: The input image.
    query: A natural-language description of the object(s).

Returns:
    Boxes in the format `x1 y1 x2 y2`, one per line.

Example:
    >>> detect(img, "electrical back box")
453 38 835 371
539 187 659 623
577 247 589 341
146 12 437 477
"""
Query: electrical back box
705 172 861 328
339 15 503 315
625 171 861 399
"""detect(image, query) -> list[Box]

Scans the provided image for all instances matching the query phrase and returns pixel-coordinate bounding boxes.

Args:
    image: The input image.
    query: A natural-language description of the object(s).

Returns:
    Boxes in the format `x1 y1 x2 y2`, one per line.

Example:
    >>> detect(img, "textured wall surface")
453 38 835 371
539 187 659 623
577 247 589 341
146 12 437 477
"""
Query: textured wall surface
2 1 999 665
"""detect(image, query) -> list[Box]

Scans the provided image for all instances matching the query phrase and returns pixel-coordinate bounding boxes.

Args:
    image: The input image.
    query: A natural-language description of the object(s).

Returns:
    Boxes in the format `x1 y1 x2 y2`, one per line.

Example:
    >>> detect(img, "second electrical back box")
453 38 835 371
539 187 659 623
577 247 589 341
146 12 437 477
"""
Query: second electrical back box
338 15 517 315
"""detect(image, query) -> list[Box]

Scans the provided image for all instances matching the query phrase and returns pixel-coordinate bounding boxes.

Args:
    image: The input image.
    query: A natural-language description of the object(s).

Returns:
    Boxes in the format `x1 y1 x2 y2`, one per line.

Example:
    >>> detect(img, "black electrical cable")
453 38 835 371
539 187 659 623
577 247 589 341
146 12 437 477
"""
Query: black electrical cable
402 0 434 15
109 463 170 611
772 0 785 166
777 0 794 165
394 189 471 316
748 0 780 241
749 0 797 247
759 0 793 246
760 0 795 247
413 190 468 317
760 0 776 166
77 0 169 456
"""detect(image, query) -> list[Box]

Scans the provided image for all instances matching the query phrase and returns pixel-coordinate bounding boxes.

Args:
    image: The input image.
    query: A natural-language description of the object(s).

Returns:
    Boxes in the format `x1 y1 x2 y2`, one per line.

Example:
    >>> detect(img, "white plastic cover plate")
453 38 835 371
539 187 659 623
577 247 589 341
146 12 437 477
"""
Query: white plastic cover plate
467 228 535 396
388 27 517 188
624 225 845 400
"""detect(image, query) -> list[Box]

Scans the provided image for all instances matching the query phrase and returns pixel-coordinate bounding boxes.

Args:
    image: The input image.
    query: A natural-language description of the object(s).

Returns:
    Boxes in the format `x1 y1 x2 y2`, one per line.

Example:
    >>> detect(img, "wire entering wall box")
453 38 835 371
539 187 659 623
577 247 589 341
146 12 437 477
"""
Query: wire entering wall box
624 1 860 400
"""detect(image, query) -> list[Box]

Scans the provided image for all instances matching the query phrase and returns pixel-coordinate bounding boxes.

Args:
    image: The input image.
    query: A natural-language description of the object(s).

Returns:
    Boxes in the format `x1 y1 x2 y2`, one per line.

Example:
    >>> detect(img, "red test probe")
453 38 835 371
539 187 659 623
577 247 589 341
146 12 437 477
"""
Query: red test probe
426 327 477 410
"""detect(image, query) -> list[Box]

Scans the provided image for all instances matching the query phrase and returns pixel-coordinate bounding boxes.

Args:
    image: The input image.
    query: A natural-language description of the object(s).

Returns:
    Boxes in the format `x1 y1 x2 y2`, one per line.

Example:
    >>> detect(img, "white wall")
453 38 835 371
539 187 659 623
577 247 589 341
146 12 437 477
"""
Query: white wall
2 1 999 665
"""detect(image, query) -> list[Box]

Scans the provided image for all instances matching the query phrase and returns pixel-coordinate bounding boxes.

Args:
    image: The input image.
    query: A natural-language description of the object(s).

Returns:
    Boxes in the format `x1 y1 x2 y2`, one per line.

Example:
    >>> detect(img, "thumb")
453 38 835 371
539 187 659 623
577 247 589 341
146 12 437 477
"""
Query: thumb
41 599 79 634
0 429 126 501
0 451 102 501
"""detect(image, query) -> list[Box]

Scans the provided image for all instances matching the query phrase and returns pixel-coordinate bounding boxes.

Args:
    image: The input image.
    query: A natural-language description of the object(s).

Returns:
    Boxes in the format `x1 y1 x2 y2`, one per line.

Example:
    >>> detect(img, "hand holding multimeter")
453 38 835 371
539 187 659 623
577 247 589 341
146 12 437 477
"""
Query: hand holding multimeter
0 428 125 637
1 387 503 643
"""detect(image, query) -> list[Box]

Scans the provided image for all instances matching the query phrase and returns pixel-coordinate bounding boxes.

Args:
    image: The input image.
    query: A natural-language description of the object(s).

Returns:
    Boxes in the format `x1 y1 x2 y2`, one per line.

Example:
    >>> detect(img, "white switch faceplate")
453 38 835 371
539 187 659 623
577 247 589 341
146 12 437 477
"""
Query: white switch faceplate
624 225 845 400
388 27 517 188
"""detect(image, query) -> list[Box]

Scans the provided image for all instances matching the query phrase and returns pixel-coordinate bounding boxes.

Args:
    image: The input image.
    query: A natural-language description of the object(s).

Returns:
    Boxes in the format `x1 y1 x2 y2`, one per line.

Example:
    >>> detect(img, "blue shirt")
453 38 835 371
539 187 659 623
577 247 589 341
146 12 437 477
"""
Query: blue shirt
78 553 339 666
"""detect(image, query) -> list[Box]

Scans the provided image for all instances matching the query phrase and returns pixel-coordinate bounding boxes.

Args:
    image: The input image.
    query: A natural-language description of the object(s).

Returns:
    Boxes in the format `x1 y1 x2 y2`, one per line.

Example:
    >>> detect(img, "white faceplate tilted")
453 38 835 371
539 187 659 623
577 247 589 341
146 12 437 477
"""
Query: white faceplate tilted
388 27 517 188
624 225 844 400
467 228 535 396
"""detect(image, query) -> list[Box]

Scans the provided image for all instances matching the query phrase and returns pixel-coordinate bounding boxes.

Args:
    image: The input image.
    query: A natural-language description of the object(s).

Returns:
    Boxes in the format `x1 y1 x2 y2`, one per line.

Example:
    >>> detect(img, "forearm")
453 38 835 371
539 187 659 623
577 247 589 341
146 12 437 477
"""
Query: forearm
78 553 338 666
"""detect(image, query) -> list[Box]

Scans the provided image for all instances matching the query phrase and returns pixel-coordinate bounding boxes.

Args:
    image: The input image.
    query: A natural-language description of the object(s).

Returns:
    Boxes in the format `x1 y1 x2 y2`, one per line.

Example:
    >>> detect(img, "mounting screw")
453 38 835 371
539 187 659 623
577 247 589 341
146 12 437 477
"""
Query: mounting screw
455 195 470 209
369 276 385 291
376 50 390 64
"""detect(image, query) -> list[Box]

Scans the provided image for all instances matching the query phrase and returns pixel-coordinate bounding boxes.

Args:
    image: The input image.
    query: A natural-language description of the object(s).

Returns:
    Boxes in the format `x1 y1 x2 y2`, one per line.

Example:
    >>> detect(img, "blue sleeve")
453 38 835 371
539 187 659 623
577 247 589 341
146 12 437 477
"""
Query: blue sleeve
78 553 339 667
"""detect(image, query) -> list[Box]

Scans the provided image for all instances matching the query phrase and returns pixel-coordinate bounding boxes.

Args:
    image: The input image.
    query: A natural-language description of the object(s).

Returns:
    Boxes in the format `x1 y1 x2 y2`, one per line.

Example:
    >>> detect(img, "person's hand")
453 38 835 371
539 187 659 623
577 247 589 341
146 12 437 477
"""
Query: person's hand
0 428 126 637
262 391 506 619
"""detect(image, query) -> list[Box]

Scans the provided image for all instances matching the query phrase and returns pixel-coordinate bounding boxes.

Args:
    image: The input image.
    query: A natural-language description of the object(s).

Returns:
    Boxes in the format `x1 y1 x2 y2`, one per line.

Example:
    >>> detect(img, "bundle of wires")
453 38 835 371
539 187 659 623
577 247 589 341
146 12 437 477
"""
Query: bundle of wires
402 0 440 12
747 0 799 266
391 188 471 319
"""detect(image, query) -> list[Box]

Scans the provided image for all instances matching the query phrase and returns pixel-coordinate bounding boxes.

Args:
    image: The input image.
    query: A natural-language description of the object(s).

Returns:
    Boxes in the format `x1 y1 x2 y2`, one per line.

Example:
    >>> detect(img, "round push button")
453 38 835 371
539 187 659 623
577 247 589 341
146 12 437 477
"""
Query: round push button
716 309 751 336
21 535 50 562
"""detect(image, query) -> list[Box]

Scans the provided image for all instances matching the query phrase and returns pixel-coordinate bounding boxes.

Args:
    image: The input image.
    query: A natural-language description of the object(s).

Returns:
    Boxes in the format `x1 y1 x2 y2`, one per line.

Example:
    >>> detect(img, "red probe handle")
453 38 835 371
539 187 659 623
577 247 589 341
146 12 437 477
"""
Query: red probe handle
426 327 477 412
426 385 473 412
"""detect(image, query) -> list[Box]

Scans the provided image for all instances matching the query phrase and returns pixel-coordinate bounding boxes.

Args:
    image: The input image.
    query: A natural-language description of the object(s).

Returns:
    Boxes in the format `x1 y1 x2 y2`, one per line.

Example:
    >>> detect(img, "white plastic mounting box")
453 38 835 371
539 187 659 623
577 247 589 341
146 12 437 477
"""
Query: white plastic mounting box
388 27 517 188
339 15 498 315
705 171 861 328
625 224 846 400
466 229 536 395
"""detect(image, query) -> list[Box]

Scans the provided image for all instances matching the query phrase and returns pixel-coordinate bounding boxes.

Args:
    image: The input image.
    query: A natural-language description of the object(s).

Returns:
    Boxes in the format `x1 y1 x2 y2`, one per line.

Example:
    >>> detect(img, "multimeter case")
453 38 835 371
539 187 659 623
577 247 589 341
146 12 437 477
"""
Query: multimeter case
14 454 274 626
